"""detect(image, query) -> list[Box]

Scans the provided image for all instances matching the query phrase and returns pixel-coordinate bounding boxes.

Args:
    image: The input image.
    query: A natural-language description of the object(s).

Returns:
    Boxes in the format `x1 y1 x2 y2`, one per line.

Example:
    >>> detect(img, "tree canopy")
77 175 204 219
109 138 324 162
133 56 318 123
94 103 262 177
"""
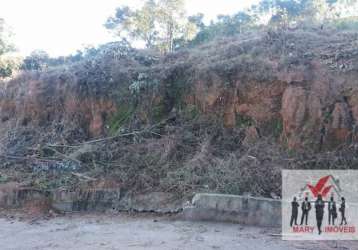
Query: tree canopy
21 50 50 71
105 0 199 53
2 0 358 76
0 18 18 78
189 0 357 46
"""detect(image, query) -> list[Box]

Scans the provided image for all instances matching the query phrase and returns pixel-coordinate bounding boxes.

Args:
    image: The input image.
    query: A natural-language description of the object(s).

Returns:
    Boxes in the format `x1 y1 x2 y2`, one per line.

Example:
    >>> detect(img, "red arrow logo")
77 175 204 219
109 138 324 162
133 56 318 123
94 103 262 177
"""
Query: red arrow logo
307 175 332 198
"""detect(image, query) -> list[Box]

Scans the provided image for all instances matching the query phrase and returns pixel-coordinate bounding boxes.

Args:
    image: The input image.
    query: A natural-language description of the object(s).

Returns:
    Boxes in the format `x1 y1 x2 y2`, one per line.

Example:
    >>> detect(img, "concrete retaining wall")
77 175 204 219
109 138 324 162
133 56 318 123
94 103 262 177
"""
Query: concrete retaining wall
0 183 51 209
1 184 281 227
183 193 281 227
51 189 122 212
0 183 183 213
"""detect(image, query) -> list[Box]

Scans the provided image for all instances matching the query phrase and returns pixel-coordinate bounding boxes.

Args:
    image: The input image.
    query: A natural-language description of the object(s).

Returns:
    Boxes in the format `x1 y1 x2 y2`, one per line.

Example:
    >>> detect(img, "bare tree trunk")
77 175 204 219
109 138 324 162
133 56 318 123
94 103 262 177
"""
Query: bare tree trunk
167 20 174 53
169 22 174 52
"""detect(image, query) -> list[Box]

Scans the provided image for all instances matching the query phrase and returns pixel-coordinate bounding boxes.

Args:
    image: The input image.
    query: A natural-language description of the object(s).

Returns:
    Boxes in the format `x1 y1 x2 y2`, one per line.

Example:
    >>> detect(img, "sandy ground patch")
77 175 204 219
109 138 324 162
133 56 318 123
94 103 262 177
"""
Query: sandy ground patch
0 212 356 250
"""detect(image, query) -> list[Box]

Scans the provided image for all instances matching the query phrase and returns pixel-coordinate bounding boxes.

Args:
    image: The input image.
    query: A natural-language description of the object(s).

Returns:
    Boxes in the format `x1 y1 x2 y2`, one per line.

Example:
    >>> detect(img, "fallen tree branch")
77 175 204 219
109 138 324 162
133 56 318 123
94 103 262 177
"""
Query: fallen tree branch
71 172 96 181
0 154 63 162
47 119 166 148
44 146 82 166
46 130 147 148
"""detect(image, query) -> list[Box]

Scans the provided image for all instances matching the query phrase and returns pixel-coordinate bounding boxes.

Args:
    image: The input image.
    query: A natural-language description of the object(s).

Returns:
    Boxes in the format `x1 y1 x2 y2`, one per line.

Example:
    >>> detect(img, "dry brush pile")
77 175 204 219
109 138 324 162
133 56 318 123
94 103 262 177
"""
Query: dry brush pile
1 27 358 198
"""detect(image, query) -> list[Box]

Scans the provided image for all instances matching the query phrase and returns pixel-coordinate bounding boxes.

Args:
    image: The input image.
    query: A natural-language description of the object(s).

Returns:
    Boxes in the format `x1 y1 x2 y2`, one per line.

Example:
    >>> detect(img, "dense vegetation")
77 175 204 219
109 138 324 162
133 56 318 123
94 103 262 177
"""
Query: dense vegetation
0 0 358 198
105 0 358 50
1 0 356 77
0 18 19 77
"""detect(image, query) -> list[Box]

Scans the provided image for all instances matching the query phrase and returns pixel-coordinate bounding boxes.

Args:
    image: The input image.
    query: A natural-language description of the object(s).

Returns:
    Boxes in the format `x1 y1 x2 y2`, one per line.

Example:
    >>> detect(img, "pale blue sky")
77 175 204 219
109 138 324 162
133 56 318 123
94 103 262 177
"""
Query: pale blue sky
0 0 259 56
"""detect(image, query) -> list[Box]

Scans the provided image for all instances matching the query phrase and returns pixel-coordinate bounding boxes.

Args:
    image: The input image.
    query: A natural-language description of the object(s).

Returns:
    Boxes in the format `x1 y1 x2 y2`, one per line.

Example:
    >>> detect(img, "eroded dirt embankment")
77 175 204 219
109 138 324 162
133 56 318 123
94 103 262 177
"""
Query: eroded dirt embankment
0 29 358 197
1 30 358 151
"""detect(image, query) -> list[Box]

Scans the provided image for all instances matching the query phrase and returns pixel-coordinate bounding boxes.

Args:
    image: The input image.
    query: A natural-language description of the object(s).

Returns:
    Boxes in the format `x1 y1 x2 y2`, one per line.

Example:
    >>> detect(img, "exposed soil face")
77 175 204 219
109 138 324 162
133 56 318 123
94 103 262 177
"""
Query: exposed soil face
0 74 117 139
1 29 358 198
0 212 355 250
1 29 358 151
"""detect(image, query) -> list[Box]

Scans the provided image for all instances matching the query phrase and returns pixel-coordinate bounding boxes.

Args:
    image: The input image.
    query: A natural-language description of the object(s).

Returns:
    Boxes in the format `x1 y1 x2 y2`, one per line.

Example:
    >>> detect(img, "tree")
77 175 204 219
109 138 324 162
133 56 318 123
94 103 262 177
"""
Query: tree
0 19 15 55
0 55 21 77
155 0 186 52
0 18 17 78
105 0 199 53
233 12 255 33
256 0 312 27
255 0 354 26
105 3 158 49
188 11 256 46
21 50 50 71
188 13 205 30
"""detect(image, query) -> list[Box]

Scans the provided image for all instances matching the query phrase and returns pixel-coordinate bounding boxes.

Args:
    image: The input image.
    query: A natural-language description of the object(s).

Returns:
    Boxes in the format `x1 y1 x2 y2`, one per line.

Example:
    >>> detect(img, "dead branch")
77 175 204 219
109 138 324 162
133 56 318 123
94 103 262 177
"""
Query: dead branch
71 172 96 181
0 154 62 162
44 146 82 165
46 119 166 148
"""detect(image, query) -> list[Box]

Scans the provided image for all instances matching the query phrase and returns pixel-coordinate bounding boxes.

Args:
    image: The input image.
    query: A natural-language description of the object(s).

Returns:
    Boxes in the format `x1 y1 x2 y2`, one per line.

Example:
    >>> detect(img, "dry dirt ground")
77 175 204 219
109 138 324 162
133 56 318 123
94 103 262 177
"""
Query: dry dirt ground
0 212 356 250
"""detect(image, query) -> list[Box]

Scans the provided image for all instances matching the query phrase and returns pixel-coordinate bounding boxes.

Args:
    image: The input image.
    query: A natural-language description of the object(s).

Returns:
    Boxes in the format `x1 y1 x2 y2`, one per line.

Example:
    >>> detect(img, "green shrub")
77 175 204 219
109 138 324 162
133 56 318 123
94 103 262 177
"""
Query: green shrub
236 113 254 128
262 117 283 138
0 174 8 183
182 104 200 120
331 17 358 31
109 103 135 135
152 102 167 122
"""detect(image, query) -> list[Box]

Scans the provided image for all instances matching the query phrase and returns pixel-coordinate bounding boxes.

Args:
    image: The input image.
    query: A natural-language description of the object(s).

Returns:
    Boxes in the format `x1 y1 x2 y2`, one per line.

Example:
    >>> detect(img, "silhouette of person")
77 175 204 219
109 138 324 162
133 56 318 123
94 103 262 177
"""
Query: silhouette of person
339 197 347 225
300 196 311 225
290 197 299 227
328 196 337 225
315 194 325 235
